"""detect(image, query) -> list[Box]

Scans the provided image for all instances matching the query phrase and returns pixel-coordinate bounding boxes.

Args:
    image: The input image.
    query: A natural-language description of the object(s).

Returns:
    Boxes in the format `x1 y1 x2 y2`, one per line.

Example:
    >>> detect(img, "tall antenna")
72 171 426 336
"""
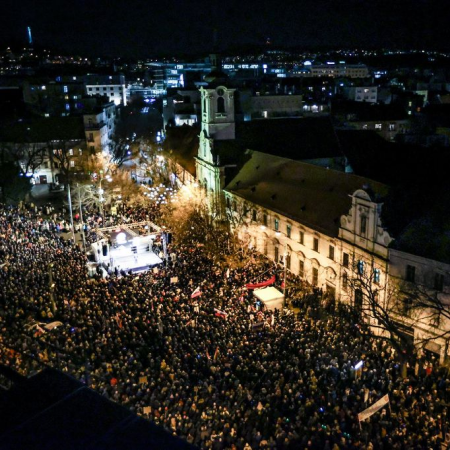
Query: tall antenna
27 27 33 46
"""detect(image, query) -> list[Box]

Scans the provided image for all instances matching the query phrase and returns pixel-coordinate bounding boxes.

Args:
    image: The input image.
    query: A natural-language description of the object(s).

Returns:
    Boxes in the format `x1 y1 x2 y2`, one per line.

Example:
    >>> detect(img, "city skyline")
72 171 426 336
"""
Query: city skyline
1 0 449 57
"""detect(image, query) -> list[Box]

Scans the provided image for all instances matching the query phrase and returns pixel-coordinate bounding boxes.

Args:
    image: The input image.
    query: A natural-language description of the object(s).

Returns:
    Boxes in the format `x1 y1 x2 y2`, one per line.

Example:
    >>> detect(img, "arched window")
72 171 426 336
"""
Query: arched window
217 96 225 113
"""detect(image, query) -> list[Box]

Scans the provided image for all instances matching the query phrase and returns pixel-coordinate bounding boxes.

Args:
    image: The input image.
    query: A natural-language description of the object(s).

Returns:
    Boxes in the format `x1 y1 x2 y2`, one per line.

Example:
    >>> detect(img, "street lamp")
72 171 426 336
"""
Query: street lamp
98 171 112 218
48 263 57 314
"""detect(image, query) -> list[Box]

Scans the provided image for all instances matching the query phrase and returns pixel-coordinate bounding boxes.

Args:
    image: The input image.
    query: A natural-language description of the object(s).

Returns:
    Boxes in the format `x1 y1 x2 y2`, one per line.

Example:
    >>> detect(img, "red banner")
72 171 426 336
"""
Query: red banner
245 275 276 290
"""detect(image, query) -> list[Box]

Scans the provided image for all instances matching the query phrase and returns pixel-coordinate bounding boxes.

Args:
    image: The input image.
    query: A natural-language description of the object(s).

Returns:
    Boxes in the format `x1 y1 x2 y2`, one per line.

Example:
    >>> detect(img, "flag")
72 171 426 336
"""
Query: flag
214 308 228 319
191 286 202 298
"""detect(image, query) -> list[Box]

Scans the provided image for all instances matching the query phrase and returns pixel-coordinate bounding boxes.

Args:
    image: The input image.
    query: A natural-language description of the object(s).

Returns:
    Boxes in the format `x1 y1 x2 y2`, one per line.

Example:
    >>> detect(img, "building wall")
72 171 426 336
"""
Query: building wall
224 188 450 361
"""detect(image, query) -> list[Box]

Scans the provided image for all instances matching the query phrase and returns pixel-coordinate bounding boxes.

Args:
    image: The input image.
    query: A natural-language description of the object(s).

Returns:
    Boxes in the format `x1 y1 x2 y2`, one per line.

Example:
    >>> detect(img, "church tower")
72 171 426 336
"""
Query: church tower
196 85 236 195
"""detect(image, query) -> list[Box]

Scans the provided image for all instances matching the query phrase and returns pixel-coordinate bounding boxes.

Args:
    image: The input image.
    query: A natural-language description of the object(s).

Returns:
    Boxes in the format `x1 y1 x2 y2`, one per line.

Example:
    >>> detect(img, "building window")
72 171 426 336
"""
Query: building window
299 260 304 278
63 85 68 93
406 265 416 283
217 96 225 113
252 209 257 221
263 214 268 227
78 149 83 155
88 87 93 91
286 224 291 238
312 267 318 286
274 218 279 231
342 272 348 291
68 148 73 156
274 246 279 262
328 245 335 260
434 273 444 292
313 237 319 252
375 123 382 130
299 231 304 245
88 133 94 142
357 260 365 275
70 160 75 167
360 216 367 235
373 268 380 284
286 253 291 270
343 252 349 268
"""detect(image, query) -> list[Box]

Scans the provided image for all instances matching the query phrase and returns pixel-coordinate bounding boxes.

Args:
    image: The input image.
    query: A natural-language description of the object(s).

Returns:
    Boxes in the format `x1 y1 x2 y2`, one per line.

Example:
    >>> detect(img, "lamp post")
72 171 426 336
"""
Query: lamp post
98 170 112 219
67 184 76 243
48 263 57 314
77 183 86 252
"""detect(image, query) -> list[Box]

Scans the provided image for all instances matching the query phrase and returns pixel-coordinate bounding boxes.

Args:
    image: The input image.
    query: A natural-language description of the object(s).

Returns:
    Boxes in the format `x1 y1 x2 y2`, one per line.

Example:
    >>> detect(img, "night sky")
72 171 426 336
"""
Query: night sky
1 0 449 57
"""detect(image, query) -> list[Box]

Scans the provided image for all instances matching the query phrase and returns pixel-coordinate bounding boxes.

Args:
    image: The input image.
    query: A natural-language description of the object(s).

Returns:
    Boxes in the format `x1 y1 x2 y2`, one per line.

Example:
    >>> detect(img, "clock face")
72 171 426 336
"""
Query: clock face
217 88 224 96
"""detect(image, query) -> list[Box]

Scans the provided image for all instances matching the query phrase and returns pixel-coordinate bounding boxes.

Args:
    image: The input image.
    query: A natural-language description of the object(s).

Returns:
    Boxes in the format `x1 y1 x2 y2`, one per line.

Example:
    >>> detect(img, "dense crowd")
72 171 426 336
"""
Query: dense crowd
1 202 449 449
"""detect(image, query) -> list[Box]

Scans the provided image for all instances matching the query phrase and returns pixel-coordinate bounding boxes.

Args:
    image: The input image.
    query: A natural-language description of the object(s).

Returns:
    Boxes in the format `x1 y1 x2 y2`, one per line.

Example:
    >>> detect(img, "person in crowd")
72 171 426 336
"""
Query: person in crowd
0 201 447 450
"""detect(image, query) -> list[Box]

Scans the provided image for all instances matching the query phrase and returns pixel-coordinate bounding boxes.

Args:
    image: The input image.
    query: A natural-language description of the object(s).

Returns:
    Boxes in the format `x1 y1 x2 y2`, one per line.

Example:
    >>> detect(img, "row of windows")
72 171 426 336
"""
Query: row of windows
405 264 445 291
88 86 122 91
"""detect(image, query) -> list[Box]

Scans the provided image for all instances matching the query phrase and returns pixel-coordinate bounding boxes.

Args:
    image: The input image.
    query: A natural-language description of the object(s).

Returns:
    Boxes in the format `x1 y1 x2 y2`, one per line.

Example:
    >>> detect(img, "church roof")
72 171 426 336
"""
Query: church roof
224 150 388 237
213 117 343 165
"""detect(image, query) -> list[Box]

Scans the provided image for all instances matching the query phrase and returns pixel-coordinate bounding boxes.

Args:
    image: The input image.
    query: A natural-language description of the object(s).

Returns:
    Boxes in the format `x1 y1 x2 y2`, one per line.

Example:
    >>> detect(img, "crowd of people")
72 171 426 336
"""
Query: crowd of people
0 201 449 450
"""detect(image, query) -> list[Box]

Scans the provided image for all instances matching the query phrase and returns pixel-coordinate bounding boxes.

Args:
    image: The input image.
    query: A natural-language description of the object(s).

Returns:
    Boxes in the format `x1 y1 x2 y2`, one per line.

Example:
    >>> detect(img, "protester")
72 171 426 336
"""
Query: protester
0 201 448 450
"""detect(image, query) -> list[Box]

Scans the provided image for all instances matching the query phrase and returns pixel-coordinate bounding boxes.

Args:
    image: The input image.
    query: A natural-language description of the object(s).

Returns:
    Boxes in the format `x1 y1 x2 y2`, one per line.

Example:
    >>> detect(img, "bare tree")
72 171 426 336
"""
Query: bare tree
0 142 47 177
346 260 419 376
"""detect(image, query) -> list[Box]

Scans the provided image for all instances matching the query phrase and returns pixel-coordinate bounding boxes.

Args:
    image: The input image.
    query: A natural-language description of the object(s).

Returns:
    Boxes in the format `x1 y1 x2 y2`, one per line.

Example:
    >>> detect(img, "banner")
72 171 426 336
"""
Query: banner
358 394 389 422
43 321 63 331
191 286 202 298
245 275 276 290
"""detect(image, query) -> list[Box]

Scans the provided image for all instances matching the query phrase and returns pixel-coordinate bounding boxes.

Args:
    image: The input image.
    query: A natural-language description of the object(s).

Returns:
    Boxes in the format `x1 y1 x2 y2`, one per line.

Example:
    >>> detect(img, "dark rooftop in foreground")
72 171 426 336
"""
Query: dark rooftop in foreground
0 367 196 450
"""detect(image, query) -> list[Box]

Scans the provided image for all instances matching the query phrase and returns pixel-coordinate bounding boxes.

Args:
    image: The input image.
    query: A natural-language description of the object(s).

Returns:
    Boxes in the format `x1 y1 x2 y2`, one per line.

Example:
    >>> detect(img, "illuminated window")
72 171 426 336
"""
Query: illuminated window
373 268 380 284
70 160 75 167
357 260 365 275
68 149 73 156
63 86 68 93
274 218 279 231
78 149 83 155
375 123 382 130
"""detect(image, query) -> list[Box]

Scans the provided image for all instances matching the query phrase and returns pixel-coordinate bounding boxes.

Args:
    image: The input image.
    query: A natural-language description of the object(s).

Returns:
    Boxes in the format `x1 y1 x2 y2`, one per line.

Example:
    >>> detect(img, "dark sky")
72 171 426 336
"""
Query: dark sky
0 0 449 57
